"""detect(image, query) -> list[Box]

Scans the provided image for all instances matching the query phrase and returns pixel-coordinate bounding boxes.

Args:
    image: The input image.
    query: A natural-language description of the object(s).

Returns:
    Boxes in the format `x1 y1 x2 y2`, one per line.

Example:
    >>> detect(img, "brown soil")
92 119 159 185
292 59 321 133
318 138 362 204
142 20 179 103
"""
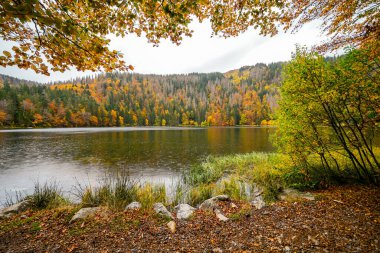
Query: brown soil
1 185 379 252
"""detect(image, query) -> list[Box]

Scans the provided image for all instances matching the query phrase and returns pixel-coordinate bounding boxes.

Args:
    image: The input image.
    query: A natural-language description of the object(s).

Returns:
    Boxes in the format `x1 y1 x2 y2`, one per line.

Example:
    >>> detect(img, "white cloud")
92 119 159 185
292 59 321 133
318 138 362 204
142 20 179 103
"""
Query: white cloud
0 19 329 83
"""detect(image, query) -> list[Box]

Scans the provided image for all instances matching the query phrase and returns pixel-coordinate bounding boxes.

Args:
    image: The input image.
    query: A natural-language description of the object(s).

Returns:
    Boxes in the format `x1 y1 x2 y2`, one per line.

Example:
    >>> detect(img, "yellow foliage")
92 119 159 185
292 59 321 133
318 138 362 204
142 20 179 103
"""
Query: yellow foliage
0 110 7 123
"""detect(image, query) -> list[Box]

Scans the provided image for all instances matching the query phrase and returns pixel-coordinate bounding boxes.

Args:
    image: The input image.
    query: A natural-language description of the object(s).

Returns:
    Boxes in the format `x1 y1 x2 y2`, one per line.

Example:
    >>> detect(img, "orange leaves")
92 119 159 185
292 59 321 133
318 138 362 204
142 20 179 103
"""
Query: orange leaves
282 0 379 51
0 109 7 123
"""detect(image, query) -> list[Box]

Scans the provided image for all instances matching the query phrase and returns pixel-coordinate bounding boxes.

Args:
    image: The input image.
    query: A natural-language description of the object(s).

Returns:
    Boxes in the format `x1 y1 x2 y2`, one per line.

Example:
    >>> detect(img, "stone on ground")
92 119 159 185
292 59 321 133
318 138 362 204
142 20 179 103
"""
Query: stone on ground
199 195 230 210
70 207 100 223
199 199 216 210
167 221 176 233
175 204 196 220
125 201 141 210
279 188 315 201
0 200 30 218
212 195 230 201
153 203 174 220
251 195 266 210
214 209 229 221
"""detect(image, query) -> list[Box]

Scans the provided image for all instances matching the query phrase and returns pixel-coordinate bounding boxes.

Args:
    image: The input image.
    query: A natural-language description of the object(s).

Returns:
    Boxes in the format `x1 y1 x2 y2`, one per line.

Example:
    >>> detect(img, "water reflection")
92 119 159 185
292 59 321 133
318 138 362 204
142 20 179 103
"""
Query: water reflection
0 127 275 204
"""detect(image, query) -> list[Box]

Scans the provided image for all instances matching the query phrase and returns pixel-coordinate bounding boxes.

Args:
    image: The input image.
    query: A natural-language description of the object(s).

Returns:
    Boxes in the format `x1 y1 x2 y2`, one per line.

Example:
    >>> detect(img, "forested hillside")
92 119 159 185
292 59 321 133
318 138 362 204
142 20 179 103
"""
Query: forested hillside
0 63 282 127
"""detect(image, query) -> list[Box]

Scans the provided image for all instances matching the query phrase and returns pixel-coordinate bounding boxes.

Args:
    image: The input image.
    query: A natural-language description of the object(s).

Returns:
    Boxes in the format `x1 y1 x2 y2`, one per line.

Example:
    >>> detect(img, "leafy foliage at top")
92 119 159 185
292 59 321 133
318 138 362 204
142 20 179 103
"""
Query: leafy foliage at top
1 0 377 74
282 0 380 53
0 0 284 75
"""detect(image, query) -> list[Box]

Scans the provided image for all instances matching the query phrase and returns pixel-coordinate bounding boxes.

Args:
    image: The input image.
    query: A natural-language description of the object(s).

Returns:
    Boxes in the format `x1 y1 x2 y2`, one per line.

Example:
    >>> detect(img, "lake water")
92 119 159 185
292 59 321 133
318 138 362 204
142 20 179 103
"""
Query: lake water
0 127 275 204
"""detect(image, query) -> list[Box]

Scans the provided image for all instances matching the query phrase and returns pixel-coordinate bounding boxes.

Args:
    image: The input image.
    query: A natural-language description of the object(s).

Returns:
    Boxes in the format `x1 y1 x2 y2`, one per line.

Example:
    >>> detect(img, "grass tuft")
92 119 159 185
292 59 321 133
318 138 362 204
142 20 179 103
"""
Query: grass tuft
26 181 68 209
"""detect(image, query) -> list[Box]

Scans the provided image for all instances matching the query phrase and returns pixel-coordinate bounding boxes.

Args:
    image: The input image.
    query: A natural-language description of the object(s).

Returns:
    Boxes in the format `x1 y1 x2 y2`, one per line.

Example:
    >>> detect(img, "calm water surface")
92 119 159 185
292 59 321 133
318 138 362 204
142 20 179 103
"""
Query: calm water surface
0 127 275 204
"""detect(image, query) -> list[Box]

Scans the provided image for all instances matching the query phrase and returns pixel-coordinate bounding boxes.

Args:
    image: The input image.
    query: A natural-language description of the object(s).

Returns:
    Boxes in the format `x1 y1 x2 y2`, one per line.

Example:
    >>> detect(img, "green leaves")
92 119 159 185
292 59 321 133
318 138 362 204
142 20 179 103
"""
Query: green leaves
277 46 380 184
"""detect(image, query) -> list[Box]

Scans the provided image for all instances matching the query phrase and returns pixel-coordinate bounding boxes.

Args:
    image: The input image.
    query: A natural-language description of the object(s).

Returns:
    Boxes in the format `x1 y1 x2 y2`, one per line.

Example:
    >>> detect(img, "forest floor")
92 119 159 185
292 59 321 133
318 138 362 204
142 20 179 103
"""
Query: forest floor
0 185 379 253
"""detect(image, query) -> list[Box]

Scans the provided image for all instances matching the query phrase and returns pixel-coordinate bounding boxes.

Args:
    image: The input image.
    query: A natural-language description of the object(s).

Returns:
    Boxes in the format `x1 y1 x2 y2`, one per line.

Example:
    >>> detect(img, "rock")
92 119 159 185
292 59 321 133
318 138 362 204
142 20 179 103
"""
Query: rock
167 221 176 233
4 213 15 218
153 203 174 220
175 204 196 220
212 195 230 201
199 195 230 210
308 235 319 245
279 188 315 201
70 207 100 223
214 209 229 221
199 199 216 210
284 246 291 253
0 200 30 218
125 201 141 210
251 195 266 210
253 185 264 197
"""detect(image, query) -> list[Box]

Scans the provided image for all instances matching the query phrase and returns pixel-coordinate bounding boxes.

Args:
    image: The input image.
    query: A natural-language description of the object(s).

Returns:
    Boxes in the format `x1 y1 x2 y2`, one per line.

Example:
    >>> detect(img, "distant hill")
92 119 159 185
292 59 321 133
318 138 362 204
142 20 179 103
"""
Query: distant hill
0 62 283 127
0 74 41 87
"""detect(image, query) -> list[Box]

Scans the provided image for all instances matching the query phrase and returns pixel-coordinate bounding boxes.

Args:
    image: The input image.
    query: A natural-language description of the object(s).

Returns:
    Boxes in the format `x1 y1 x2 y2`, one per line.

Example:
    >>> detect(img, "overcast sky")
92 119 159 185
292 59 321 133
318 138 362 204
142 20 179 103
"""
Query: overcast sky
0 19 328 83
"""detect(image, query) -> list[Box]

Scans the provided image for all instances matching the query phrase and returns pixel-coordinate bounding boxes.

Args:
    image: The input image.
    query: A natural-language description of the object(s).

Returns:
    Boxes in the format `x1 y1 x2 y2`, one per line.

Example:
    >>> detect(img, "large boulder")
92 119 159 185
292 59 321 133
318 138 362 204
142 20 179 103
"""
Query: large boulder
153 203 174 220
125 201 141 210
175 204 196 220
0 200 30 218
70 207 100 223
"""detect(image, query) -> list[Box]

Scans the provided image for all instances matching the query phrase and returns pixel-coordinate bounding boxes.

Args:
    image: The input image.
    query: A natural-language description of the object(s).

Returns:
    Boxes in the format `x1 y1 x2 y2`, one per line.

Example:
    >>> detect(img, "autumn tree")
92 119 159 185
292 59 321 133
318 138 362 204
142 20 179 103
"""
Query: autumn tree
282 0 380 53
277 46 379 184
3 0 376 74
0 109 7 125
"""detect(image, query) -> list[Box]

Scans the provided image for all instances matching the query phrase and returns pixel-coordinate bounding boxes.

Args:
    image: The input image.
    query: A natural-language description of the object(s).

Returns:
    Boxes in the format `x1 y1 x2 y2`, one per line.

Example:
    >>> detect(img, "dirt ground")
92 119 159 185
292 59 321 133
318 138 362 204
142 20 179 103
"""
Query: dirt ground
1 185 379 252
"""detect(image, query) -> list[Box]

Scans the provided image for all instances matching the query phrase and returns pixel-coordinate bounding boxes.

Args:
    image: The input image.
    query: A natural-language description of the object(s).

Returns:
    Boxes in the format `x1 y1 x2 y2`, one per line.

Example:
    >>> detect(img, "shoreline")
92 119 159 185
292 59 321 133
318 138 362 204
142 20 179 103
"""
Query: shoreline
1 185 379 252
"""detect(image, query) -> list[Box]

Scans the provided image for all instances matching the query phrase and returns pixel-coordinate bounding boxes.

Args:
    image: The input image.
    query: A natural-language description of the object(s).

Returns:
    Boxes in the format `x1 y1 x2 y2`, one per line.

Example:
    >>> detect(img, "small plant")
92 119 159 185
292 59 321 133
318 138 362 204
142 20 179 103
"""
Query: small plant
26 181 68 209
30 221 41 232
216 176 248 200
4 190 25 207
187 184 213 206
73 171 138 210
228 204 252 220
171 181 187 206
136 183 167 209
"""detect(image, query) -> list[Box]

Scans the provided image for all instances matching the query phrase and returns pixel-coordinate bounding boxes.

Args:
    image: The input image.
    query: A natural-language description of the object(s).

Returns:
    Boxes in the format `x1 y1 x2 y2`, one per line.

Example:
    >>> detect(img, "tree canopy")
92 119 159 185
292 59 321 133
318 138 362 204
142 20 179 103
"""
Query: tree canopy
1 0 378 75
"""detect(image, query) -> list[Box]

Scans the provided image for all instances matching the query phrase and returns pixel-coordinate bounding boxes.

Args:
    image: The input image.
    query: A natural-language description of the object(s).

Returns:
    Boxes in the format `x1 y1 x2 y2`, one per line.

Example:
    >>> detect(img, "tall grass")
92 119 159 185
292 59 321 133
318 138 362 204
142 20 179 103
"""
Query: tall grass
6 149 370 211
27 181 68 209
136 183 167 209
74 172 138 210
184 152 291 202
73 172 168 210
4 190 25 207
187 184 214 206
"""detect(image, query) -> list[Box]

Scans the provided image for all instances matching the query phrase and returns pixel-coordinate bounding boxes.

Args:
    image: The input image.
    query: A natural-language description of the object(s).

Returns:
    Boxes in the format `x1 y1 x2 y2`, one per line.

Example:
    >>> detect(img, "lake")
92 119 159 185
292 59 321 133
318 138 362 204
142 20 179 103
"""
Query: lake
0 127 275 204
